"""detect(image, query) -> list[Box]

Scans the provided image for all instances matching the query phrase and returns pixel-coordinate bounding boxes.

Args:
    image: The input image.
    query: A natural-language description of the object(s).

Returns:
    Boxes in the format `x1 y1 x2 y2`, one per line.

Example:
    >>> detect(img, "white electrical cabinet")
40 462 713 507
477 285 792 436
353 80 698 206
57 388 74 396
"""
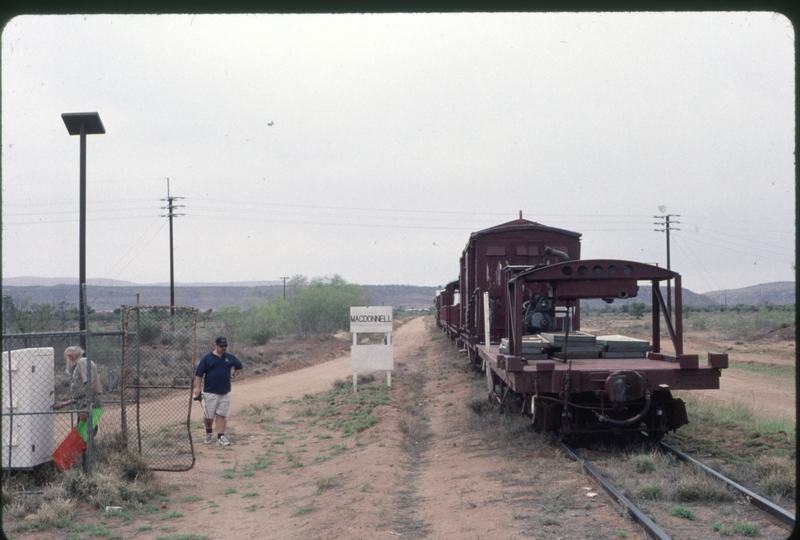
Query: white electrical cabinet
2 347 55 469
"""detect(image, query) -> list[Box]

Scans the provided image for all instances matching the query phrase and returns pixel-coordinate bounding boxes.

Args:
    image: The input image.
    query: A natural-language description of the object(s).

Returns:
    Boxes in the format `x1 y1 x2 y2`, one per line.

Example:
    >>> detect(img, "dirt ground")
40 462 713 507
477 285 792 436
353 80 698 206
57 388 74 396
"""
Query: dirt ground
5 314 795 539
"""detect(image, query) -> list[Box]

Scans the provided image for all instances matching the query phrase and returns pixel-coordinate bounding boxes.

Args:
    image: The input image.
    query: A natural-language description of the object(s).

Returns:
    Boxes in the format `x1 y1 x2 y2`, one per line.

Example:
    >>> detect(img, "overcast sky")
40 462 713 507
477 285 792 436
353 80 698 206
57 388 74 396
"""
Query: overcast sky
1 12 795 293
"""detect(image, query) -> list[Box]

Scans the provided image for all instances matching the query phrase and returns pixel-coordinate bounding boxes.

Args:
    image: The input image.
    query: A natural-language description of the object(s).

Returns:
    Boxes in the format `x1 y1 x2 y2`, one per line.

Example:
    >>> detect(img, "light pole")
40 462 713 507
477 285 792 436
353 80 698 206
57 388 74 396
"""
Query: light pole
62 112 105 341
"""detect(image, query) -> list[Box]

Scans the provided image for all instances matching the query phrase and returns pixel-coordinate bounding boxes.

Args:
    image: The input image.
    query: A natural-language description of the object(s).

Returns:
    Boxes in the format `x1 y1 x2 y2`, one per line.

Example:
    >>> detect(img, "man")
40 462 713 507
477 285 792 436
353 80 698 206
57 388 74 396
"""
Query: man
194 336 243 446
53 345 103 422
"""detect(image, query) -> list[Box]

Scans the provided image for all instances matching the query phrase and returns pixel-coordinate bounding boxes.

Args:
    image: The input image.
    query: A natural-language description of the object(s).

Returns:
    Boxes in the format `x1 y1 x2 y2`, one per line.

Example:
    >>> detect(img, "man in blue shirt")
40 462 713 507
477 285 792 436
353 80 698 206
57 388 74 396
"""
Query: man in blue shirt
194 336 243 446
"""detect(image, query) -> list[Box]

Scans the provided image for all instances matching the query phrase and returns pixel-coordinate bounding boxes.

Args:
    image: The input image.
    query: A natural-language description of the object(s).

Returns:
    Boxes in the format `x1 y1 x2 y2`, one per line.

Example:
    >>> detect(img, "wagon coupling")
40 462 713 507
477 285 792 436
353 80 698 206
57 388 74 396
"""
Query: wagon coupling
596 390 651 427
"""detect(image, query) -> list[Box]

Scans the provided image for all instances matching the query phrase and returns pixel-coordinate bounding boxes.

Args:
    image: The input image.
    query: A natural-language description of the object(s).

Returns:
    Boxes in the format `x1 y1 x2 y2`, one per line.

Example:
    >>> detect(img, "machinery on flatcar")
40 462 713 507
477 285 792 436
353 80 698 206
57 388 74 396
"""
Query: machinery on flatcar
435 217 728 439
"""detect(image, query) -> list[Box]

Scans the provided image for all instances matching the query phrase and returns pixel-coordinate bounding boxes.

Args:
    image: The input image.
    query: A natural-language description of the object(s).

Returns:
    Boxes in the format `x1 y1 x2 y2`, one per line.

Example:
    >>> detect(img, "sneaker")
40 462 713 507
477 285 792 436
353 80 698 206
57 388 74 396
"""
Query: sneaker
204 433 213 444
217 435 230 446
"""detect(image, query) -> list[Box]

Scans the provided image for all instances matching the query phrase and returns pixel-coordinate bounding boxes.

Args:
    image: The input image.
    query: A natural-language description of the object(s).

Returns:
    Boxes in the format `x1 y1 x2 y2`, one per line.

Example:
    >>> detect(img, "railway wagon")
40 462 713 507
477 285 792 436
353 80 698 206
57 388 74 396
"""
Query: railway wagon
439 218 728 439
450 218 582 364
435 279 460 338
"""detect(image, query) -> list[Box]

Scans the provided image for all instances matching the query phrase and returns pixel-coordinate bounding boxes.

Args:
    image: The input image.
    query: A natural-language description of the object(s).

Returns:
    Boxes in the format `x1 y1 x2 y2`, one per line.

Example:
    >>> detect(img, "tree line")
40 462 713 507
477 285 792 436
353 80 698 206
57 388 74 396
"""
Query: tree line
211 274 370 343
585 301 795 319
2 275 371 343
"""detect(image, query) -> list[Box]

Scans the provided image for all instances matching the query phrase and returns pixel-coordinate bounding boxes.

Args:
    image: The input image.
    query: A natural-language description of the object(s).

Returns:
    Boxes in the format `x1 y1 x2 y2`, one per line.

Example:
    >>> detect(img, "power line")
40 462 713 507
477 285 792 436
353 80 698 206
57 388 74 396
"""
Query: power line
670 235 719 293
678 221 792 254
102 220 169 282
677 234 792 265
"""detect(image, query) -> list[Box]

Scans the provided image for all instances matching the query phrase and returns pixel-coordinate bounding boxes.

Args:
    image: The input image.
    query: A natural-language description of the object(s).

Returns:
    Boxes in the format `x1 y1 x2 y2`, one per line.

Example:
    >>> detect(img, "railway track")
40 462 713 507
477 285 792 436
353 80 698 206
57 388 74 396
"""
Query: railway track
557 439 795 539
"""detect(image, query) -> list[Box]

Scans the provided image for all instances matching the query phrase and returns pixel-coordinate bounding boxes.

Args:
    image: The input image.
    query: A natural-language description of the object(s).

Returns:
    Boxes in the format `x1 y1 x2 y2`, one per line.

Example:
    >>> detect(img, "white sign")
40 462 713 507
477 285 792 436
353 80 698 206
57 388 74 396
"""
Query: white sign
350 306 394 391
351 344 394 371
350 306 393 333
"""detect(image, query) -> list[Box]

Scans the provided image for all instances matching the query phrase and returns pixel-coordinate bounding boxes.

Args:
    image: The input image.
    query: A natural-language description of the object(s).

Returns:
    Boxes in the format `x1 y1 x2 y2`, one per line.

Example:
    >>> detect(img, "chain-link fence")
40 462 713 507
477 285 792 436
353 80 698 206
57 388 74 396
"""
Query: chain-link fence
2 305 197 493
121 306 196 471
2 329 123 485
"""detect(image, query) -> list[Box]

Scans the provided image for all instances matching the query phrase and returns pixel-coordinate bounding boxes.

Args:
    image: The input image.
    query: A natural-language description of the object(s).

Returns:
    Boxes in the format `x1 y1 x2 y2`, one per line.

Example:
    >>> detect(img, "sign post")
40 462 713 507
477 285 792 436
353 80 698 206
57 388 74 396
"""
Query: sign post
350 306 393 392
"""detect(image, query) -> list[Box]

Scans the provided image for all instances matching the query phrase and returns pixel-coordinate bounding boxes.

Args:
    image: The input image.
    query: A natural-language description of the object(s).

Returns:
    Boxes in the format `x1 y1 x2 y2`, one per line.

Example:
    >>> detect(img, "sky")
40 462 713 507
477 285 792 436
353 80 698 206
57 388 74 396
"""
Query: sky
1 12 795 294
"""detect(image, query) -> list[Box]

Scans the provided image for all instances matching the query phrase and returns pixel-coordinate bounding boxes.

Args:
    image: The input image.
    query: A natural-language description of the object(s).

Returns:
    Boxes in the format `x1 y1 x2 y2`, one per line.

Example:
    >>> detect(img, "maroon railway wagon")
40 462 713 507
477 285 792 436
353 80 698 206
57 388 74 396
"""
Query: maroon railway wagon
436 218 728 439
447 218 582 361
435 279 460 338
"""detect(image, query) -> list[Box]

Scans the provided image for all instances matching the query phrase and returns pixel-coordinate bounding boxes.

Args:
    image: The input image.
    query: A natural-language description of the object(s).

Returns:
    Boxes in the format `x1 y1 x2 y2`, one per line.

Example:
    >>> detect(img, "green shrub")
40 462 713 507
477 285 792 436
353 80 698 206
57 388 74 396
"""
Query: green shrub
638 484 661 500
669 506 696 520
631 455 656 474
629 302 646 319
670 477 730 502
138 318 162 345
213 274 370 342
289 275 370 337
689 314 708 331
732 521 760 536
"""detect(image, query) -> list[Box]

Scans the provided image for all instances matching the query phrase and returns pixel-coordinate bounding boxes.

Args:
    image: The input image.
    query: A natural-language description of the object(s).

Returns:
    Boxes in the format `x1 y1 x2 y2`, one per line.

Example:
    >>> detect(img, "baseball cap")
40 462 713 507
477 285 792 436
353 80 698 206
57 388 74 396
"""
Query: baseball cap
215 337 228 347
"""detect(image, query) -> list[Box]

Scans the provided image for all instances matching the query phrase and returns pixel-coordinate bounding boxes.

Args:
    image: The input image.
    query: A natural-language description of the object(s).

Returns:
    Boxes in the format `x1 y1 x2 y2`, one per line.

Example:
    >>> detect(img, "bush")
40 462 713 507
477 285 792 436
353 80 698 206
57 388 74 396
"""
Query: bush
216 297 291 346
137 318 162 345
290 275 371 338
630 455 656 474
629 302 646 319
689 313 708 331
755 455 795 498
670 476 730 502
213 274 369 342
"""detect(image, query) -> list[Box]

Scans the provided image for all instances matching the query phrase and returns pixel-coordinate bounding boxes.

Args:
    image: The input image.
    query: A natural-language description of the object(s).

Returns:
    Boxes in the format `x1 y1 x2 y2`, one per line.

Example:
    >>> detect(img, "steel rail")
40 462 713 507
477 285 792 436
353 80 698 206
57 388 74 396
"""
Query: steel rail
659 441 795 528
556 440 671 540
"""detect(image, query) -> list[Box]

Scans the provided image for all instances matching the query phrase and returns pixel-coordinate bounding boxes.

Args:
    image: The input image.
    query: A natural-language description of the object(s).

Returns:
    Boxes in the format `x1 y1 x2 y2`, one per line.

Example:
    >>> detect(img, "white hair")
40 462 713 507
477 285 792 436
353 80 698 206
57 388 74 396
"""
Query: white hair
64 345 85 357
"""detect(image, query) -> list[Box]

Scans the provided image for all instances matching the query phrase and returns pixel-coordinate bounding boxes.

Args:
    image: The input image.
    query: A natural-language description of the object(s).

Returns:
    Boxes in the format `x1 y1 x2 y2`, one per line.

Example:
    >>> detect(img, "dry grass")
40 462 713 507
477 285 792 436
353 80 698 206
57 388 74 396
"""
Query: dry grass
396 371 431 453
315 476 340 493
3 430 165 534
755 455 796 498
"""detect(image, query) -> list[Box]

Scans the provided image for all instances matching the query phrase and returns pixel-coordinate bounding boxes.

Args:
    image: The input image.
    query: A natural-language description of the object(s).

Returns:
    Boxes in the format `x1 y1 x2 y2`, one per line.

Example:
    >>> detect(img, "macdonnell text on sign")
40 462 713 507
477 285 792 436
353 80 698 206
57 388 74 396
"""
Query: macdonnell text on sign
350 314 392 323
350 306 393 333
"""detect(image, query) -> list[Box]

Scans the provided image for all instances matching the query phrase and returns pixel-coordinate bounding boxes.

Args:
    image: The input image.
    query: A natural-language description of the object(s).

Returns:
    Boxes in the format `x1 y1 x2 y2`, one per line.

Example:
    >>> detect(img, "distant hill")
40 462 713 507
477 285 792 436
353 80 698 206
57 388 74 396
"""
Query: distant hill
1 277 281 288
703 281 796 306
365 285 438 310
1 278 792 312
0 282 437 311
2 277 139 287
581 285 718 309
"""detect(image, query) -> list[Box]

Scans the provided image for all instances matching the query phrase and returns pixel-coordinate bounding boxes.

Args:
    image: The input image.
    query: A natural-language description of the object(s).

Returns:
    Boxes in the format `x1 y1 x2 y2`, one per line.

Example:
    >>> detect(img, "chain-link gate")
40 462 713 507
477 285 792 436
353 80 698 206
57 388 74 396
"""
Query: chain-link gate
122 306 196 471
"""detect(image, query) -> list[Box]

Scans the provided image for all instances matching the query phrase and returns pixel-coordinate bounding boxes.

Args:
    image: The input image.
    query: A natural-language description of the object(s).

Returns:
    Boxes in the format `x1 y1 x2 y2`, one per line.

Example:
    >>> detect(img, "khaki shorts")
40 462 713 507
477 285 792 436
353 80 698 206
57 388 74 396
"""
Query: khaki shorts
202 392 231 419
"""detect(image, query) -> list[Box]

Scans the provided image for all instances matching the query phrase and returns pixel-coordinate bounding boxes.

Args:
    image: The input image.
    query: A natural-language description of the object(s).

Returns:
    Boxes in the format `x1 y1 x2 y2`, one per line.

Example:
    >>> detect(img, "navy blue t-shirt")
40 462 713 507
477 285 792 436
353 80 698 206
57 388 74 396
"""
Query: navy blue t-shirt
195 351 243 394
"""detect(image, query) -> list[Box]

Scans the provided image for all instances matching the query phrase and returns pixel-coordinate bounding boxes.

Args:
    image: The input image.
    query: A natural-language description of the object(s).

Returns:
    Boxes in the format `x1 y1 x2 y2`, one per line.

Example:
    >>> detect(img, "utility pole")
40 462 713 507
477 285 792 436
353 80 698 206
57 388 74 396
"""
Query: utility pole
161 178 184 314
280 276 290 300
654 213 680 318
